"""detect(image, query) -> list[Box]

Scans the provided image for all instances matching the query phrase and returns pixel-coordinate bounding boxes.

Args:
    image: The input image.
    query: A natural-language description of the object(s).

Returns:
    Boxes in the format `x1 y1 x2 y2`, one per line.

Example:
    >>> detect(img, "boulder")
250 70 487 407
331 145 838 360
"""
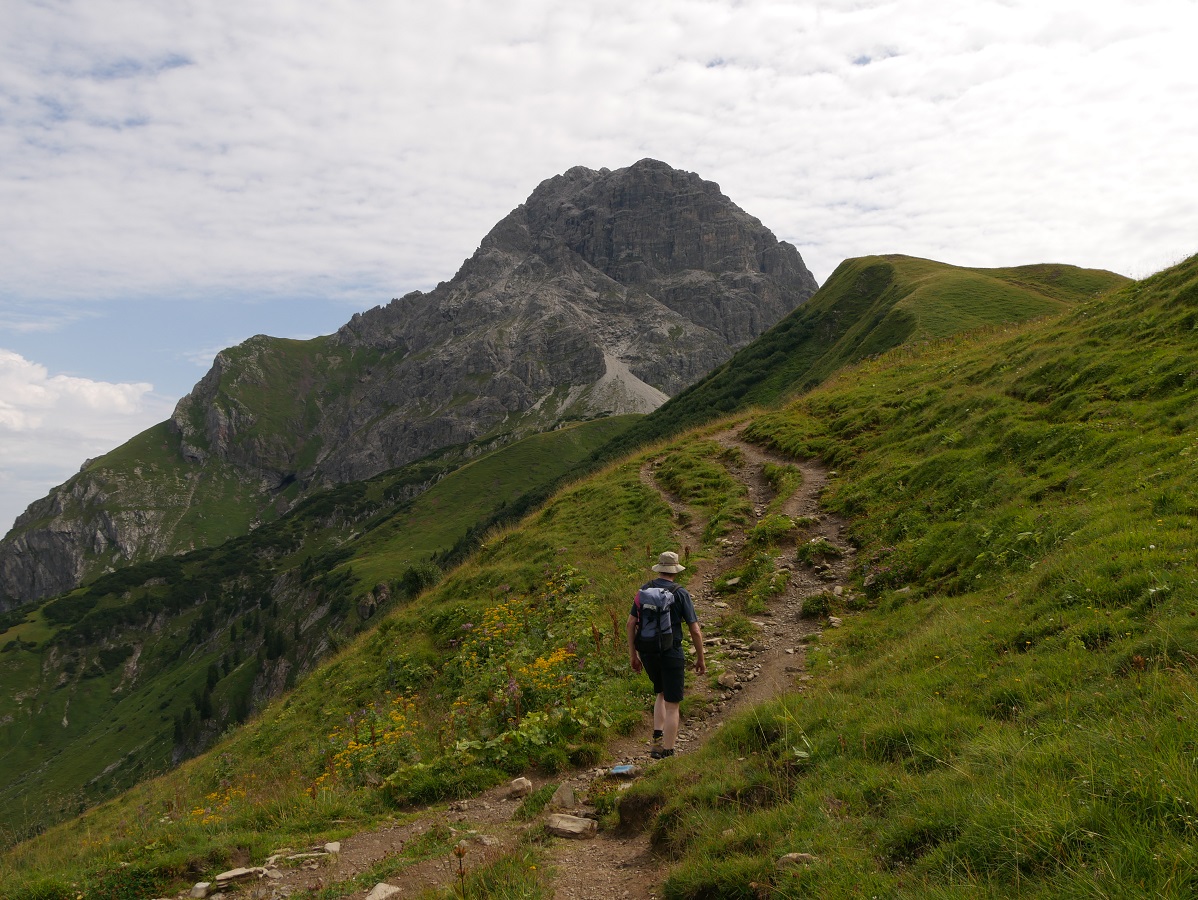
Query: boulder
214 866 258 883
365 884 402 900
545 814 598 838
550 783 577 809
508 776 534 798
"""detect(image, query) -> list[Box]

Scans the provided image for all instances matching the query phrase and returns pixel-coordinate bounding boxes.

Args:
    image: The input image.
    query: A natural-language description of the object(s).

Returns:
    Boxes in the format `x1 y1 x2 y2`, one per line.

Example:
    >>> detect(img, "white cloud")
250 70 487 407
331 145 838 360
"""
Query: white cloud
0 0 1197 524
2 0 1194 302
0 350 175 535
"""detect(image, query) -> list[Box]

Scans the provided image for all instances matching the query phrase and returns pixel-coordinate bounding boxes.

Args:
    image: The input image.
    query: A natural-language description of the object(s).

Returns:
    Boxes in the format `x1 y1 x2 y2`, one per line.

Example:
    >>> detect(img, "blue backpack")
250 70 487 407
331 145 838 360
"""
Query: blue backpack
636 584 679 651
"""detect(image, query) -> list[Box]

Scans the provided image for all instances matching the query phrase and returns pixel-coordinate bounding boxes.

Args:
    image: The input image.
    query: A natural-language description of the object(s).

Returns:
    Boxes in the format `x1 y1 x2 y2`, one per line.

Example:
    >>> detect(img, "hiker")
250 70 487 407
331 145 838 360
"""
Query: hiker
627 550 706 758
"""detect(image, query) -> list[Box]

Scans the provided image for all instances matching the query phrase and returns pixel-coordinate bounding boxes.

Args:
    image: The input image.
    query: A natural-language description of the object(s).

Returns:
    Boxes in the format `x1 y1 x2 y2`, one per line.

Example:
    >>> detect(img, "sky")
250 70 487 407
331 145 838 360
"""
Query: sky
1 0 1197 535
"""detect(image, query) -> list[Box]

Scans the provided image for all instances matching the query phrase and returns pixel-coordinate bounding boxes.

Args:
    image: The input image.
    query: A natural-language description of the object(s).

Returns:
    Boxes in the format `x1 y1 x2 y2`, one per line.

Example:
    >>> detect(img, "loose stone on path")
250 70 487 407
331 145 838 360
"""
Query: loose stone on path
546 813 599 839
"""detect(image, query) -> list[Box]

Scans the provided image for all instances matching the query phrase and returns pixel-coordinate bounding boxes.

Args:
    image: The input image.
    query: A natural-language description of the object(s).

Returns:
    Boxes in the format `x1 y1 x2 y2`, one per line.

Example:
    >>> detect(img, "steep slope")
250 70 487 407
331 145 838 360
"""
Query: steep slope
592 254 1129 459
0 416 636 840
0 159 816 607
5 253 1197 899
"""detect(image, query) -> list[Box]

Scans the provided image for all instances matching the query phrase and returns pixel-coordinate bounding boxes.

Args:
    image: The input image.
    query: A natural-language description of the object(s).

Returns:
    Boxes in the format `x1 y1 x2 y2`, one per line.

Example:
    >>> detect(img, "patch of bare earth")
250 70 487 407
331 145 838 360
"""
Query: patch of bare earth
170 428 855 900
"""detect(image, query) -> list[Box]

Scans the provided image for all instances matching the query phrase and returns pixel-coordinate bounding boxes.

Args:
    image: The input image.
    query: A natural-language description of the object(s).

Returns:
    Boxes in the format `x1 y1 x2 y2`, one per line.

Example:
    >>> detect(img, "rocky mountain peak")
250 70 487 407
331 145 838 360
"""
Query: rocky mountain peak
512 158 802 284
1 160 817 605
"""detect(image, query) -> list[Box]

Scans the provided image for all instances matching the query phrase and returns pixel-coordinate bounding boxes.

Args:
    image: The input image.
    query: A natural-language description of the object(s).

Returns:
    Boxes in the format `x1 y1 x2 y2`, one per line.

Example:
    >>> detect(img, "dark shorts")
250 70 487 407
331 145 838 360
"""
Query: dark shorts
637 644 686 703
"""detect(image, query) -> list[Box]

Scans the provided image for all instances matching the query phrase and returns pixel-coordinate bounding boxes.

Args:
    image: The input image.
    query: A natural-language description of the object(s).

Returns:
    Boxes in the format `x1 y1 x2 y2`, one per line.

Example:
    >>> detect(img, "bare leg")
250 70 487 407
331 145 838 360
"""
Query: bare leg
662 700 681 749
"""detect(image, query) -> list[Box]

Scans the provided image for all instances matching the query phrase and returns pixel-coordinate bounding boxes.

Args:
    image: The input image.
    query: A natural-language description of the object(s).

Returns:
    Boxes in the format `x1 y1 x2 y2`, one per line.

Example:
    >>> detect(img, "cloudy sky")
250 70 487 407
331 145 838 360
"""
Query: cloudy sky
1 0 1196 534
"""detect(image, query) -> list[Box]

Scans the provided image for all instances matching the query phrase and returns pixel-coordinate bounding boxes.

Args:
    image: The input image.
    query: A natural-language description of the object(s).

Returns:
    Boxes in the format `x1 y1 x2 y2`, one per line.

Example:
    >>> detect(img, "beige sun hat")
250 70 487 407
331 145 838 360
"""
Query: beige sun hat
651 551 686 574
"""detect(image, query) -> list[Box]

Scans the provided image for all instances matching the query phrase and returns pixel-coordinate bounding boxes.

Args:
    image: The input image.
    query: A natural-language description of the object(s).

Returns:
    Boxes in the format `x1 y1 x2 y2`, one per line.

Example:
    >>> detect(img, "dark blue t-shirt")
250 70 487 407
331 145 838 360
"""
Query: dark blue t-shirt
631 578 697 649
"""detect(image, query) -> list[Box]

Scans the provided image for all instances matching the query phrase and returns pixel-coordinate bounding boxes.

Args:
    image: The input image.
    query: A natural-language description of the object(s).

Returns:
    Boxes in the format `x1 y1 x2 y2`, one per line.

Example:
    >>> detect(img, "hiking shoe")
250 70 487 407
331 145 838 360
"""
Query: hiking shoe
650 748 675 759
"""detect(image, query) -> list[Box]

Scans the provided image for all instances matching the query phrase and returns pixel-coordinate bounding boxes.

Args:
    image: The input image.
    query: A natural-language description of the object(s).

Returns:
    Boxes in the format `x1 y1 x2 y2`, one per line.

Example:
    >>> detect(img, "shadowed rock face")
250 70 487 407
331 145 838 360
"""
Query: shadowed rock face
0 159 816 606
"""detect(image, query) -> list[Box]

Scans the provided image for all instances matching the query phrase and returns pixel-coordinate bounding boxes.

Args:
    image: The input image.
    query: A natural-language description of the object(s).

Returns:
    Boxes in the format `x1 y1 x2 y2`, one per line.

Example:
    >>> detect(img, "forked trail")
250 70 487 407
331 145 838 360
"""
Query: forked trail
172 429 855 900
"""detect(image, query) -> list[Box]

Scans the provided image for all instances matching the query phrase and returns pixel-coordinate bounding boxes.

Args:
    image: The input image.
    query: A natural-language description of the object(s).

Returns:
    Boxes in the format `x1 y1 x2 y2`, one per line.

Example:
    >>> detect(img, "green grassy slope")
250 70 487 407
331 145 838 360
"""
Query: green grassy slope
3 253 1190 899
0 434 691 897
0 416 635 845
623 254 1198 898
346 416 637 587
593 256 1128 463
176 335 365 476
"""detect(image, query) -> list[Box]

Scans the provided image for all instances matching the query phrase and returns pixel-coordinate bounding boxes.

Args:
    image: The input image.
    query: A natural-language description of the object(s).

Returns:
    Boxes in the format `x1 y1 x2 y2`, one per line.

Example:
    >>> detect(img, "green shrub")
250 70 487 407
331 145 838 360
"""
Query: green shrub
383 761 506 806
533 746 569 774
799 592 833 619
513 783 557 821
795 537 842 565
6 879 74 900
400 562 442 598
568 743 604 767
747 514 798 548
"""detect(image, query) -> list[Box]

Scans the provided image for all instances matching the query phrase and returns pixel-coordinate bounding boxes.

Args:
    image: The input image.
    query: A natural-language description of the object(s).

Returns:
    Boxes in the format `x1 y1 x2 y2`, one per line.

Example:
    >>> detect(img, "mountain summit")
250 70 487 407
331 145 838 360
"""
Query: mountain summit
0 159 816 604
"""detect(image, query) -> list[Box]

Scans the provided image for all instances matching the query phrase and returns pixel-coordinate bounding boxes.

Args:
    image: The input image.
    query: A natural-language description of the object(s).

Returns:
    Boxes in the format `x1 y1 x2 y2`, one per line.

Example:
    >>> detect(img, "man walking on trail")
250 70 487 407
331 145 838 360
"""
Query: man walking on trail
628 550 706 758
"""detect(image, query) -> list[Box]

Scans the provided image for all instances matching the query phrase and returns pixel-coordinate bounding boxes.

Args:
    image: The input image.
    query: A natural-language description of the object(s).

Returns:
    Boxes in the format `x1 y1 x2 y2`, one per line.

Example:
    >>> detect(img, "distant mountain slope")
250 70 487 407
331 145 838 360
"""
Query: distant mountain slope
593 254 1129 458
0 159 816 606
0 416 636 838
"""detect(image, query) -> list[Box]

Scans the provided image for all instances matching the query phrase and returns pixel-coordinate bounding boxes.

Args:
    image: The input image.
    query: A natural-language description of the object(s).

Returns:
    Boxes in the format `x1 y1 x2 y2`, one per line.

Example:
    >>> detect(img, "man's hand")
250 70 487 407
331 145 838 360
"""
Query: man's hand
626 614 642 673
688 620 706 676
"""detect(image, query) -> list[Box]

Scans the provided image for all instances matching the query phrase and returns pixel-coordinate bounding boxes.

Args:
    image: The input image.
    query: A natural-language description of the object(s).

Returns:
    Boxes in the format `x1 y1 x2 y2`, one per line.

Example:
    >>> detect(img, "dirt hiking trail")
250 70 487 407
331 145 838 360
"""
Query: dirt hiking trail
172 429 856 900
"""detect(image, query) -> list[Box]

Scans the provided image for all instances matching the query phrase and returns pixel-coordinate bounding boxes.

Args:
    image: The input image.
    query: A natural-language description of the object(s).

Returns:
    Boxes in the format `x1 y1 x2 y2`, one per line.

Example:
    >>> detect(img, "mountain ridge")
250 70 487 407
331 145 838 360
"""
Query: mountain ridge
0 159 817 606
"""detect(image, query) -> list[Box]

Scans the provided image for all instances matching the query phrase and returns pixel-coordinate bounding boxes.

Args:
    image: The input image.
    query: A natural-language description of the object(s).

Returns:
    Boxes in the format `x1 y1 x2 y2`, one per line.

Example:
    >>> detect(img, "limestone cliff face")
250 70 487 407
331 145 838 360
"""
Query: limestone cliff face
0 159 816 606
0 459 185 607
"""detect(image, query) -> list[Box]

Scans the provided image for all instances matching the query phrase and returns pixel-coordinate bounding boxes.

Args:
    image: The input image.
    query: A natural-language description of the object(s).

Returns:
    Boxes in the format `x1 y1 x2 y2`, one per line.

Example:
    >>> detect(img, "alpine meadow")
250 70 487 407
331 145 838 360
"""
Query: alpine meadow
4 202 1198 894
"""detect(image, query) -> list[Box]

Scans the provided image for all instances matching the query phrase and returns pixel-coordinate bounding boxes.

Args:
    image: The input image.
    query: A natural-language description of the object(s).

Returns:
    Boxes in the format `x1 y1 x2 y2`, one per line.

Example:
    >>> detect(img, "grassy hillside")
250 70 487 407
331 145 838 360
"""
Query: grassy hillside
1 430 692 897
594 256 1128 463
621 254 1198 897
3 253 1193 899
0 416 635 845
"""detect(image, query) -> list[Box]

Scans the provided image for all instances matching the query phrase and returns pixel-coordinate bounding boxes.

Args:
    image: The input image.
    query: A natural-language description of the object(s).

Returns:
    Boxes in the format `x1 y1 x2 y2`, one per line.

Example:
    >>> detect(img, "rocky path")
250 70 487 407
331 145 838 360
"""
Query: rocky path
175 429 856 900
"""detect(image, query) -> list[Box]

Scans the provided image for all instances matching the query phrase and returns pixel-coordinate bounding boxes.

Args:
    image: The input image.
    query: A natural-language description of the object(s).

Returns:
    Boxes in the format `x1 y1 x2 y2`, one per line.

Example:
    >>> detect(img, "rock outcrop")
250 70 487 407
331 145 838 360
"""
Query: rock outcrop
0 159 816 606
